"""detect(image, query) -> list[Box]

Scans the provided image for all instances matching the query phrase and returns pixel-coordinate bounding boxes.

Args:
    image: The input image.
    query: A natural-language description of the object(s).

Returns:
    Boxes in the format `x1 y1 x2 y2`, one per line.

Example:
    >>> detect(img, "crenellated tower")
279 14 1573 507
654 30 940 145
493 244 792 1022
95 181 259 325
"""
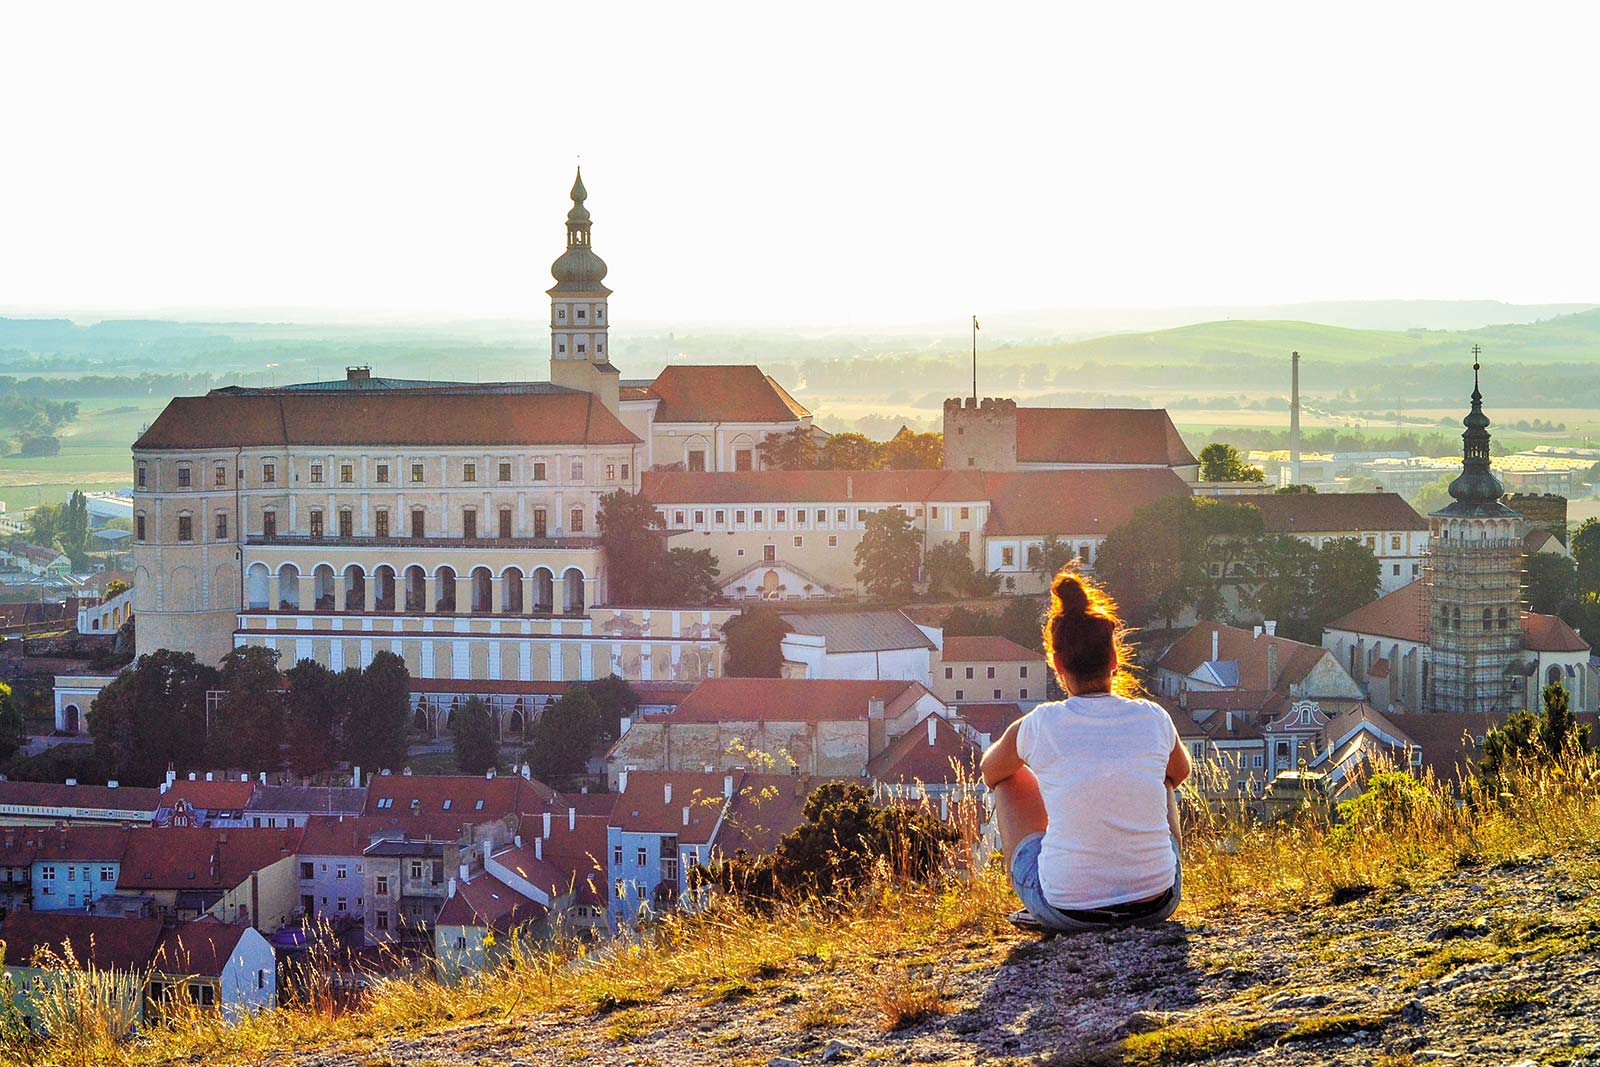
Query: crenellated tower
548 167 619 413
1425 346 1524 713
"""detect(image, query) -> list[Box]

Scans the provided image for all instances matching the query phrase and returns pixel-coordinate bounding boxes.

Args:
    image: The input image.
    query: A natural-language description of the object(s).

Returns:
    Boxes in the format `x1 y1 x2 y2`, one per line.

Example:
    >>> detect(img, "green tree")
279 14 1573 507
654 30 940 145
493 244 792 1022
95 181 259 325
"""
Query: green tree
89 650 218 786
723 606 792 677
922 540 996 599
757 427 819 471
1275 484 1318 494
853 507 920 599
656 547 722 606
451 695 499 775
1328 771 1439 849
1478 682 1593 795
1097 496 1262 627
59 490 90 568
0 681 25 762
284 658 340 777
1029 535 1079 587
882 429 943 470
344 651 411 773
27 504 62 550
598 490 667 605
1243 535 1318 638
1524 552 1578 618
526 687 603 781
1198 442 1264 482
994 597 1046 653
1572 517 1600 597
212 646 285 770
104 579 130 600
819 432 883 470
1409 475 1454 517
580 675 641 744
1310 537 1382 633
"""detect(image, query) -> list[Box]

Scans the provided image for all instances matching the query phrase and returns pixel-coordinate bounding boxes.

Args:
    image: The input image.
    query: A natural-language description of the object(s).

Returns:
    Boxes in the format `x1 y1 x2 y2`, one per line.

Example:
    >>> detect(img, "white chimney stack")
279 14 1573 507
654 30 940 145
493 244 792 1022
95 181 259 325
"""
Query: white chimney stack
482 839 492 866
723 774 734 798
535 836 543 861
447 876 457 898
458 862 469 881
542 811 552 838
1211 630 1219 662
618 769 630 793
682 805 690 826
205 772 214 782
1264 620 1277 637
352 765 361 788
568 806 575 831
927 717 938 746
664 782 672 804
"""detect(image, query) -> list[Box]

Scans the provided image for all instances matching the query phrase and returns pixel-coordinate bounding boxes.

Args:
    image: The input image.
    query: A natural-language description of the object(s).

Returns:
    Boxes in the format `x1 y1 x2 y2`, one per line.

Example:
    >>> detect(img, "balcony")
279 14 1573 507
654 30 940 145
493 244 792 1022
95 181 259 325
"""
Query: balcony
246 533 601 550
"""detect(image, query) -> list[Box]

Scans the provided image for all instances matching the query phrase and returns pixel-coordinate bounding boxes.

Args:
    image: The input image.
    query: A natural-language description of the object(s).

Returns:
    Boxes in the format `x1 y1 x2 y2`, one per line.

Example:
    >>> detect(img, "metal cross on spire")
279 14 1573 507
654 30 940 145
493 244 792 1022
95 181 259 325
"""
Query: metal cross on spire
1471 343 1482 391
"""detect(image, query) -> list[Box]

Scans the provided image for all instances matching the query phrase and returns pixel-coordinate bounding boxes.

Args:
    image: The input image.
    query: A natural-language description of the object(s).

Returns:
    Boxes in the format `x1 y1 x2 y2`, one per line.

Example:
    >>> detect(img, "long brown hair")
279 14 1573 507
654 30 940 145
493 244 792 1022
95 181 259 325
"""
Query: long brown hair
1042 567 1137 696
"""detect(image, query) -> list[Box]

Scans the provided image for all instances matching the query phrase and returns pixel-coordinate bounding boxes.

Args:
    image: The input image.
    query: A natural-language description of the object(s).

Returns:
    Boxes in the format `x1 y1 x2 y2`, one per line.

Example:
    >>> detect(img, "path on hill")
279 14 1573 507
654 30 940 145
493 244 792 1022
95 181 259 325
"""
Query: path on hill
278 848 1600 1067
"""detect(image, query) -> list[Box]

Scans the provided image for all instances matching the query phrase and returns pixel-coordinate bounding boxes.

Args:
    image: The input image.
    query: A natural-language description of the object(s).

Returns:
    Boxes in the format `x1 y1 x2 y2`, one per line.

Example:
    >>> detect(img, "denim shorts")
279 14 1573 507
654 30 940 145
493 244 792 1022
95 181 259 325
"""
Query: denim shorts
1011 832 1182 932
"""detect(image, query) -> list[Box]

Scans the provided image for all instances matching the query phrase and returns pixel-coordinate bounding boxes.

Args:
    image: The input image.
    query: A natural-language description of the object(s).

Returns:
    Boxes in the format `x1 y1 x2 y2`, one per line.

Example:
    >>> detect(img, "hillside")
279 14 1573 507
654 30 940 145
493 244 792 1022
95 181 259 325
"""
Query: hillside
262 850 1600 1067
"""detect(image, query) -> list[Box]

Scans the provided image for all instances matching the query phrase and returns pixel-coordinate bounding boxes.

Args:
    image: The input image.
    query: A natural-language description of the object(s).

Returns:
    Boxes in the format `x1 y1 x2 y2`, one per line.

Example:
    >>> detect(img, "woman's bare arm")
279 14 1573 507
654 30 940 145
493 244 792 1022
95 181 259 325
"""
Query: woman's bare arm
980 719 1026 788
1164 737 1192 789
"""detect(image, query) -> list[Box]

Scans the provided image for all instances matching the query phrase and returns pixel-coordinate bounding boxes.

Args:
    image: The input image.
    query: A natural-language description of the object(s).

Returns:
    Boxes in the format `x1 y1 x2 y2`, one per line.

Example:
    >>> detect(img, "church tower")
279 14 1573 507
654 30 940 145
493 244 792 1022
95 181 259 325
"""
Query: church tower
1426 346 1524 713
548 168 620 413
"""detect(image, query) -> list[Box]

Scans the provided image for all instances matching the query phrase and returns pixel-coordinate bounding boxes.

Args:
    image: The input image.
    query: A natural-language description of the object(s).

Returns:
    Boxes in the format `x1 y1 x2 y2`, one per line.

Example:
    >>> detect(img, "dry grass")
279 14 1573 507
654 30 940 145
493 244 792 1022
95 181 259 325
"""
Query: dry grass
1 748 1596 1066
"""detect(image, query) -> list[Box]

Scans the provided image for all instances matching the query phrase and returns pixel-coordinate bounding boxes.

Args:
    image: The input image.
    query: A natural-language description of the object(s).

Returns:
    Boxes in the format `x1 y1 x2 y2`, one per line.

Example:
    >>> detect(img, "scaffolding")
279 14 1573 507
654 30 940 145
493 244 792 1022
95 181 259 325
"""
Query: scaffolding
1421 530 1525 714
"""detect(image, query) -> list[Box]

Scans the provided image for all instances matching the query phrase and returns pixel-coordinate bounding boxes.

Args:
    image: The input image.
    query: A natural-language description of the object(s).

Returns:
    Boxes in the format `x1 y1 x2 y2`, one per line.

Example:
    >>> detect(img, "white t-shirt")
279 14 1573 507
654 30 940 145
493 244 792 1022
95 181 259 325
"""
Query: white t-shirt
1015 693 1179 909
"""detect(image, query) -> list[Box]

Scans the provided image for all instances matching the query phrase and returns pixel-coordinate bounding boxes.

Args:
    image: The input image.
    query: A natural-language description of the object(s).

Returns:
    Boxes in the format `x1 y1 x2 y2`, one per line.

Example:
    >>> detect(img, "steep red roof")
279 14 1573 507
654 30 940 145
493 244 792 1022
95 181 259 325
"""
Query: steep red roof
715 774 839 856
527 812 610 905
1520 611 1589 653
981 469 1193 536
0 780 160 814
1014 408 1196 468
1324 581 1429 643
151 917 250 977
1247 493 1427 534
362 774 559 820
159 780 259 811
0 912 165 971
133 391 639 450
667 678 928 724
941 635 1042 663
437 872 546 931
867 716 980 785
953 702 1024 742
30 825 135 863
117 827 302 891
1158 623 1332 693
647 366 810 423
611 770 734 844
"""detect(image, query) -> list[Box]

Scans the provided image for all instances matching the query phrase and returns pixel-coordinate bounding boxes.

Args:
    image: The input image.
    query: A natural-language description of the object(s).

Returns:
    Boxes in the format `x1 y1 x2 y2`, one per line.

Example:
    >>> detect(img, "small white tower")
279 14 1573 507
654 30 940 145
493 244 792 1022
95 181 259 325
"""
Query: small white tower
548 168 619 413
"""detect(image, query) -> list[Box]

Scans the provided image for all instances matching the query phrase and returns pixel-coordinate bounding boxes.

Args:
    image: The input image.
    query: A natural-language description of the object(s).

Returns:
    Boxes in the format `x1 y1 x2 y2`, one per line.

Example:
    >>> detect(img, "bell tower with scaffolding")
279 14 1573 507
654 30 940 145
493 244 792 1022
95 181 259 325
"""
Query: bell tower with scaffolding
1424 346 1524 713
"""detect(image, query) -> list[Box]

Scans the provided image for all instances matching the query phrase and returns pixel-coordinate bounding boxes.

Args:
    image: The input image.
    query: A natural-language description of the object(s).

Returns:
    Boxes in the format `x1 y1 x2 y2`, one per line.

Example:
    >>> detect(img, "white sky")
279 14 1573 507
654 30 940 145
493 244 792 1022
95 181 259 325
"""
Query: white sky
3 2 1599 326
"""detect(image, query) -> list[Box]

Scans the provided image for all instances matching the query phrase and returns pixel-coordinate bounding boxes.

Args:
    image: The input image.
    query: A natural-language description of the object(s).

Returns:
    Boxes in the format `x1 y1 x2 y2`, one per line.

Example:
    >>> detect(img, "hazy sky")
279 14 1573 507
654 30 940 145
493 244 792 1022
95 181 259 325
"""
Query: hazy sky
5 2 1599 326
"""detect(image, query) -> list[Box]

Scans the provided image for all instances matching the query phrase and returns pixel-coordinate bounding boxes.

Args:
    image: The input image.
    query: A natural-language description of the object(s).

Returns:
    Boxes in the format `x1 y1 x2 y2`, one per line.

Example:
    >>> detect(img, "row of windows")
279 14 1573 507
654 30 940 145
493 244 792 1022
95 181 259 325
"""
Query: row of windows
1000 544 1090 569
945 665 1030 680
1437 606 1512 632
953 688 1030 701
666 504 972 529
37 865 115 881
373 796 488 812
138 458 625 490
140 506 582 542
554 304 603 322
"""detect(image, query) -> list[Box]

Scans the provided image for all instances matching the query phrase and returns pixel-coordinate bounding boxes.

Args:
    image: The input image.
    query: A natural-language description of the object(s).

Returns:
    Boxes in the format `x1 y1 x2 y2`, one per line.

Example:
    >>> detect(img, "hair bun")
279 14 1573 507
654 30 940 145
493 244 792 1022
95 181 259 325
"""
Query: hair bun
1051 572 1090 616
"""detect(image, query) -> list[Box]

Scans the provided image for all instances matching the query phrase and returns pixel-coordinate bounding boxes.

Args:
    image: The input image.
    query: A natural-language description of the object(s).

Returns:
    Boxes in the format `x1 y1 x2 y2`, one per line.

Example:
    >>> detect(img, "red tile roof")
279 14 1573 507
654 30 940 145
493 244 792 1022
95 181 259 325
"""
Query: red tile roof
941 635 1042 663
715 774 840 856
151 917 250 977
1520 611 1589 653
667 678 928 724
981 469 1193 536
1157 623 1332 693
117 827 303 891
1323 581 1429 643
133 391 639 450
437 872 546 931
953 702 1024 742
362 774 559 820
1246 493 1427 534
159 780 259 811
642 468 984 505
527 813 611 904
1014 408 1196 468
0 780 160 814
646 366 810 424
0 912 166 971
867 716 980 785
612 770 735 844
30 825 135 863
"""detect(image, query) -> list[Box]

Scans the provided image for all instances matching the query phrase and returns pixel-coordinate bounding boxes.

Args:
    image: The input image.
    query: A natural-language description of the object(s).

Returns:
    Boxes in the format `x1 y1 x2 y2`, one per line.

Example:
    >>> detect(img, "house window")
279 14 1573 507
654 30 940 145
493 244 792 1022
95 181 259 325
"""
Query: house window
1002 547 1015 567
687 450 706 472
735 450 753 472
816 510 826 523
955 689 965 700
214 464 227 486
1020 688 1028 699
827 535 838 547
177 465 192 488
1390 534 1402 551
177 515 193 542
987 666 996 679
1252 754 1264 769
263 511 277 538
410 861 424 879
375 509 389 538
499 508 512 539
376 875 389 895
100 866 113 881
944 667 953 679
776 509 786 524
376 462 390 483
570 508 584 533
763 544 776 562
300 862 314 879
959 531 971 546
993 689 1002 699
262 462 276 484
960 507 971 520
310 463 324 484
966 667 974 679
411 509 425 538
411 463 425 483
499 461 512 482
662 854 679 882
571 459 584 480
1026 545 1041 568
376 910 389 931
136 514 146 541
621 463 630 479
533 508 547 538
1300 708 1314 725
463 462 477 482
836 509 847 523
577 307 586 320
336 864 347 880
339 510 353 538
309 510 324 538
636 847 648 866
693 510 705 526
606 464 616 480
533 461 547 481
137 463 147 488
214 512 229 539
735 510 746 524
613 845 623 865
339 463 353 484
1020 666 1028 678
793 536 803 548
753 510 764 524
462 509 477 539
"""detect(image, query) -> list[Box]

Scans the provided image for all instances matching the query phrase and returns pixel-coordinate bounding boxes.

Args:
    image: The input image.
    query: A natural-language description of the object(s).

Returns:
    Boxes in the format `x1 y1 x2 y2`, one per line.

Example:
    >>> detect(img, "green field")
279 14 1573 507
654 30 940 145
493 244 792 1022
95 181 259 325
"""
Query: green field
0 398 161 512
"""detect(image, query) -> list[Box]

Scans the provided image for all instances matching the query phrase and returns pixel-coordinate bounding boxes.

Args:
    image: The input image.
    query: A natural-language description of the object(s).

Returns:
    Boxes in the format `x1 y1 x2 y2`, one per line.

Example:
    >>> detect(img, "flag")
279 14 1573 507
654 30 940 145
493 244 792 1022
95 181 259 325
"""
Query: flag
973 316 980 330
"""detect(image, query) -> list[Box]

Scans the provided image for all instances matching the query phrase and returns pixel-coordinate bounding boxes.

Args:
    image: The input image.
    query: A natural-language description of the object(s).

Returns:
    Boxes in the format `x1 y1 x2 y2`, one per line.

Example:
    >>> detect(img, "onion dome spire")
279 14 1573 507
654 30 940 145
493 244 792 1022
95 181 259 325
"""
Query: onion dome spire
1437 344 1510 517
548 167 610 295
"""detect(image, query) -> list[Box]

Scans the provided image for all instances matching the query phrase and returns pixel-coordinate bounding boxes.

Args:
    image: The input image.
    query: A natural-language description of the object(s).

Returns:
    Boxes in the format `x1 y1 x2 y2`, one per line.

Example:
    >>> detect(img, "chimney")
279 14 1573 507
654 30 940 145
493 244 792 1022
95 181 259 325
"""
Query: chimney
205 772 214 782
1253 625 1263 638
723 774 734 798
847 475 855 500
542 811 552 838
1264 620 1277 637
347 366 371 384
107 780 118 789
459 862 469 881
352 766 361 788
482 839 492 867
447 876 457 898
682 805 690 826
1289 350 1302 486
514 834 522 848
486 768 495 780
65 778 77 787
1225 710 1234 732
927 717 938 747
188 772 196 781
618 769 629 793
259 772 267 784
663 782 672 804
535 836 543 861
241 773 249 782
1267 642 1280 691
567 806 575 831
165 768 177 789
868 698 885 719
1211 630 1219 662
520 763 531 780
619 715 631 736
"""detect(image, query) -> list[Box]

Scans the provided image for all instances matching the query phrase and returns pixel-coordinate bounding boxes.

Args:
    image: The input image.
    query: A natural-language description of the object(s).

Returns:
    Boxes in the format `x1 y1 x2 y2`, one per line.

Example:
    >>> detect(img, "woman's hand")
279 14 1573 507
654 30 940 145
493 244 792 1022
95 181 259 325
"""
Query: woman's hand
981 719 1026 788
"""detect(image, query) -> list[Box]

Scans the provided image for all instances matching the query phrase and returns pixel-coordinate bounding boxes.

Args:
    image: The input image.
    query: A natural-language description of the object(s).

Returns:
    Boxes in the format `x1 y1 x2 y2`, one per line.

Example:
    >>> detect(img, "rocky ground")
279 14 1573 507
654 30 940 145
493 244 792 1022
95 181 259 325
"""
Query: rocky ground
274 847 1600 1067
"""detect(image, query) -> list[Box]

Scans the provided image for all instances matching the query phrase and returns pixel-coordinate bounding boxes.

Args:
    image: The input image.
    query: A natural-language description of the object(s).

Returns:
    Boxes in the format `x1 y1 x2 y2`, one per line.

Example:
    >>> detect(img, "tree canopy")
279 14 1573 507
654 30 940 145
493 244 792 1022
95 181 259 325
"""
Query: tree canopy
90 650 218 786
451 696 499 775
1478 682 1592 797
853 507 921 599
723 606 793 677
921 540 997 599
599 490 722 606
1198 443 1264 483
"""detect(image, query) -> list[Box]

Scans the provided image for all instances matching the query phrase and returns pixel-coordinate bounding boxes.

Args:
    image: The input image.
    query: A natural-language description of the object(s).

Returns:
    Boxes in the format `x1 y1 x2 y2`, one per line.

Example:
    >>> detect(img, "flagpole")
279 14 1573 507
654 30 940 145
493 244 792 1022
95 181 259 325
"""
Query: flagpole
971 315 978 402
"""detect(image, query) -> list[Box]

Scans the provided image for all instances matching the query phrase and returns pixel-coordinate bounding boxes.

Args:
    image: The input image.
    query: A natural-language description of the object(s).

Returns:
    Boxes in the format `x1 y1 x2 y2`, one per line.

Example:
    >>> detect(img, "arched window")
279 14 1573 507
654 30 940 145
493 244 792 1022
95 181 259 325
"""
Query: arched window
247 563 271 610
314 565 336 611
1498 607 1508 631
1452 607 1461 632
470 567 493 613
277 564 301 610
532 568 554 613
404 566 426 613
344 566 366 612
563 568 585 613
1482 608 1493 631
502 567 524 613
435 567 458 613
374 566 397 612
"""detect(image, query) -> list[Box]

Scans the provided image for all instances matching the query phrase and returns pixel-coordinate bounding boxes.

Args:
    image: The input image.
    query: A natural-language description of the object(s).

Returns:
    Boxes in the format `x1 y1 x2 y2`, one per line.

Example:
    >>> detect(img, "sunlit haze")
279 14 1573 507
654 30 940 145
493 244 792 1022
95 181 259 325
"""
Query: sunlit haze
5 1 1600 325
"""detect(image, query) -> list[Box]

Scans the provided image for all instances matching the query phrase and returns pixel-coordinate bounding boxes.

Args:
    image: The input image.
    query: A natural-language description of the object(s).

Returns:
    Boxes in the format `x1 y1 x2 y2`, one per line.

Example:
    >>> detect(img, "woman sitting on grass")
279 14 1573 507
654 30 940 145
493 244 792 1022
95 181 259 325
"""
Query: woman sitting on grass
980 568 1190 931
